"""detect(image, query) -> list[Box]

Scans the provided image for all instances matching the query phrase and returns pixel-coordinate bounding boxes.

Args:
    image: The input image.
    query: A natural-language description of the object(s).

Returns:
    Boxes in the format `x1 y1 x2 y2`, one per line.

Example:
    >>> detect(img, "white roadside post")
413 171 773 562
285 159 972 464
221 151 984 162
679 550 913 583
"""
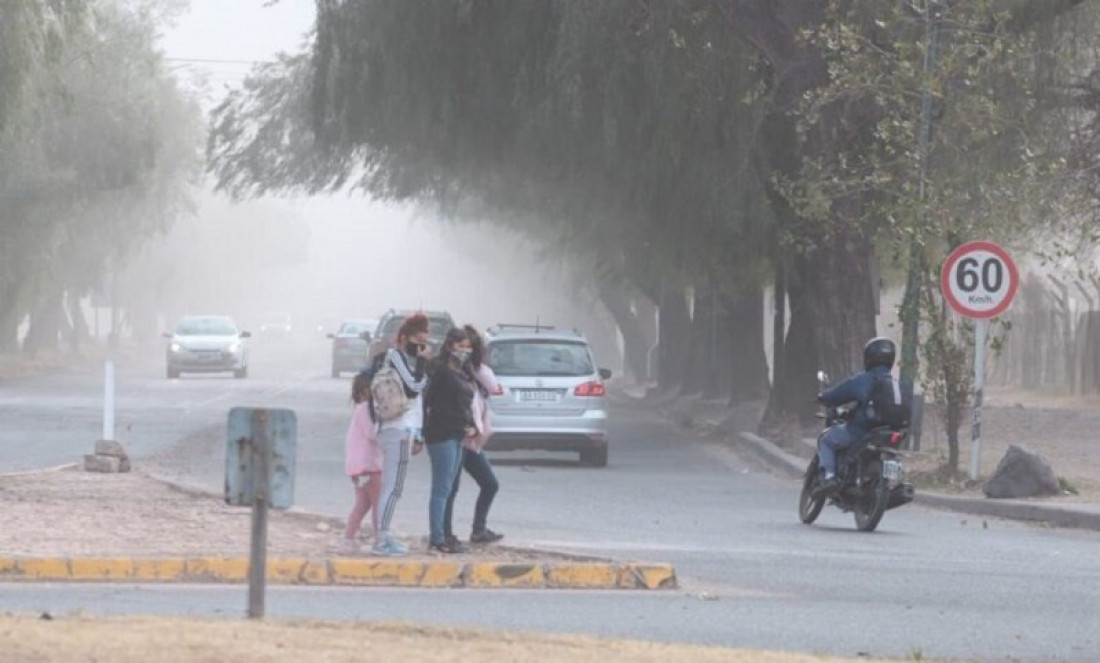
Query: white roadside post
940 241 1019 482
103 359 116 442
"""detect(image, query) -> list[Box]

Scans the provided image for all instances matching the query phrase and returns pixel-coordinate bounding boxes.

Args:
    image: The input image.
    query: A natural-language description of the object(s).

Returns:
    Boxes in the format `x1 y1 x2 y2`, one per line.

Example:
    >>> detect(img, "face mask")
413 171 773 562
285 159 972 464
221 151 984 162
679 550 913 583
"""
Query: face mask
405 342 422 356
451 349 471 365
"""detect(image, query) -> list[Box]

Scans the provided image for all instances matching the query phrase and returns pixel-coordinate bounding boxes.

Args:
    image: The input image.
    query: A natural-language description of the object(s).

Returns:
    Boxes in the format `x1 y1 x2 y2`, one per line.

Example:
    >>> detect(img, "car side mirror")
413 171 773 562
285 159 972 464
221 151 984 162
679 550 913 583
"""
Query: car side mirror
240 331 252 339
359 331 371 341
161 332 172 339
599 368 612 380
326 333 336 340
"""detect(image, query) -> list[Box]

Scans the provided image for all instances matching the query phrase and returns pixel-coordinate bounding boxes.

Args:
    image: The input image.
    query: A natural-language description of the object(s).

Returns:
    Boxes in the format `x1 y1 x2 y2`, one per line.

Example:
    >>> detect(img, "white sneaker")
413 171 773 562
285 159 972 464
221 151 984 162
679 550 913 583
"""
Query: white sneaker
337 537 361 555
369 538 407 557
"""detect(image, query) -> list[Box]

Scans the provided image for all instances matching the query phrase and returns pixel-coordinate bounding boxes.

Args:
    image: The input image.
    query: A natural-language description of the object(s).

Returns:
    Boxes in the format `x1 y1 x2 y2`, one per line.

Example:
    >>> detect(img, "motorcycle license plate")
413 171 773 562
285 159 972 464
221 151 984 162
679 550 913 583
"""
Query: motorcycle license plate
882 459 902 481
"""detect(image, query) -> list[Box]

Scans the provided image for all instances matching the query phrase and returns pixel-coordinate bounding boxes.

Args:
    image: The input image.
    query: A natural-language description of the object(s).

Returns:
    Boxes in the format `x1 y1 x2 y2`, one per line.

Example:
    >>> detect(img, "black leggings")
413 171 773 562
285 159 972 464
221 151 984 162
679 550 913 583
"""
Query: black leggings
443 448 500 538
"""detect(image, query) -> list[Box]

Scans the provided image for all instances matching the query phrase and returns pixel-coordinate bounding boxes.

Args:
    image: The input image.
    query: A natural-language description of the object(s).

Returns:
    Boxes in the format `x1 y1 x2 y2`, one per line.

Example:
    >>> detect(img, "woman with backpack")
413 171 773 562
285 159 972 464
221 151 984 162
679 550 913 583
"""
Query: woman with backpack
422 327 477 554
442 324 504 546
369 313 431 557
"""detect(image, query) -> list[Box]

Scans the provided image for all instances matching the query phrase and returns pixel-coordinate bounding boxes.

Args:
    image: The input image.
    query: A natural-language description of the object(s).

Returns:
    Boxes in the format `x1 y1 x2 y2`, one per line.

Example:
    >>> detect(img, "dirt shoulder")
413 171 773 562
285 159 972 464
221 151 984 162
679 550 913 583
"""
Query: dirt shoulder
0 616 895 663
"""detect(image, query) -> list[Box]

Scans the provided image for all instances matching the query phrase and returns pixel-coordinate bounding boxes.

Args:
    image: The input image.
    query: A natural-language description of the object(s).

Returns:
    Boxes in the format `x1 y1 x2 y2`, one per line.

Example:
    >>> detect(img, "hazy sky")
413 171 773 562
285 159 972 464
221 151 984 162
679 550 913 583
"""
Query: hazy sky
150 2 618 361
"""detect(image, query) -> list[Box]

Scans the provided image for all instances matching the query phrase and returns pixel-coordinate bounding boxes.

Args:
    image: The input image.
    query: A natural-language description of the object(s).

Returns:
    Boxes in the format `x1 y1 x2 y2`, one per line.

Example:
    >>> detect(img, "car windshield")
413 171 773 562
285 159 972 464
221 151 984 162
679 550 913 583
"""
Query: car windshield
175 318 237 336
488 340 594 377
338 322 370 335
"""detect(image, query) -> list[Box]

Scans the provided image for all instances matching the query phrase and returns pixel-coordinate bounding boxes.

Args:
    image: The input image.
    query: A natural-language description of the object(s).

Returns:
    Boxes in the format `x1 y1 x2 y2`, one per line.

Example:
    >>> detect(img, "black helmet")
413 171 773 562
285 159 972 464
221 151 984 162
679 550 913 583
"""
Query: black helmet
863 337 896 370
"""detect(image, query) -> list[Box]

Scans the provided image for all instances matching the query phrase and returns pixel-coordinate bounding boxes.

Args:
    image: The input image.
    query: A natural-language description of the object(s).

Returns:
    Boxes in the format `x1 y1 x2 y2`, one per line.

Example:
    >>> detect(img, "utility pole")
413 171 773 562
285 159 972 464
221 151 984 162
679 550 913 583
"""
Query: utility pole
899 1 945 416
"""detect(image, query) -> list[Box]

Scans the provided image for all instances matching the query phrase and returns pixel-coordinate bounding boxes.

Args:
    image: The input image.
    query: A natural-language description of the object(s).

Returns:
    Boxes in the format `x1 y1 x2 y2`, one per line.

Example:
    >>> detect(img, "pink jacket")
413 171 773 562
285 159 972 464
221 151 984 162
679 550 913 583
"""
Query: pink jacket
345 401 383 477
465 364 499 452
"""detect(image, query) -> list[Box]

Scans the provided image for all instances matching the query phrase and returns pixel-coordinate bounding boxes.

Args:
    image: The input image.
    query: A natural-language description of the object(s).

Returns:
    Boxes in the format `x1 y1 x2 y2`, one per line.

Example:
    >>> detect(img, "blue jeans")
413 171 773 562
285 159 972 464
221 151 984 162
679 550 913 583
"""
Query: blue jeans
444 448 500 539
426 438 463 545
818 425 859 477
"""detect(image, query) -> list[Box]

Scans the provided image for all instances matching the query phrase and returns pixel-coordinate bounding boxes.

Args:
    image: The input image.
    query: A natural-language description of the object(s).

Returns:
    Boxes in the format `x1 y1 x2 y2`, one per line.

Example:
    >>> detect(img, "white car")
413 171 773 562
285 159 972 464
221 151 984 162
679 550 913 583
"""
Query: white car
164 316 251 379
484 324 611 466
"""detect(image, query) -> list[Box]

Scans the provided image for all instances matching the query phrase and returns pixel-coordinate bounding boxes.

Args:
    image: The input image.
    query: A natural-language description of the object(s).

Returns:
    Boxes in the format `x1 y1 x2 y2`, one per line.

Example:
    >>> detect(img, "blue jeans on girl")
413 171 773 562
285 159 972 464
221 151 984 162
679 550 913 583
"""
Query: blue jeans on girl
426 438 462 546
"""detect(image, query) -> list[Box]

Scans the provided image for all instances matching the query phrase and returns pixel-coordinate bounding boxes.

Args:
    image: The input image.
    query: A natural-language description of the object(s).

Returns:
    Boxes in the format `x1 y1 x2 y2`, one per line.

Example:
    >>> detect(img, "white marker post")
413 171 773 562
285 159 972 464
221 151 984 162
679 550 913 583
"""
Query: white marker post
940 241 1019 482
103 360 116 442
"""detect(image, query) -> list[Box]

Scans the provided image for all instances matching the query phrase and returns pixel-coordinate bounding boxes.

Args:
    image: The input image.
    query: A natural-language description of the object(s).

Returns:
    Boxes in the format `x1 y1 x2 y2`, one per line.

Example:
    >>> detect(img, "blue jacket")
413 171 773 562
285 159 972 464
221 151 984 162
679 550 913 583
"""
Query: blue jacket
820 365 893 437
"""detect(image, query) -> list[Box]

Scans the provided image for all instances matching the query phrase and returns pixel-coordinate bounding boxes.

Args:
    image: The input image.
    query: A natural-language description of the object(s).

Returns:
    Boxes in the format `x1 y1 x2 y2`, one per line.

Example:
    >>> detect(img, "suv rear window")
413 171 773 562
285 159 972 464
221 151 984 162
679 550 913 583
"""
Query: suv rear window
378 315 453 339
488 340 594 377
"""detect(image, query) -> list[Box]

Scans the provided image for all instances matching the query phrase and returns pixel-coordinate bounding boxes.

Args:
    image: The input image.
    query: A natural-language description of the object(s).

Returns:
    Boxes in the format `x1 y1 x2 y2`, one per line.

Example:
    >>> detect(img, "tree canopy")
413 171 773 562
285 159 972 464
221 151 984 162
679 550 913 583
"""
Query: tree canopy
0 0 201 352
207 0 1100 428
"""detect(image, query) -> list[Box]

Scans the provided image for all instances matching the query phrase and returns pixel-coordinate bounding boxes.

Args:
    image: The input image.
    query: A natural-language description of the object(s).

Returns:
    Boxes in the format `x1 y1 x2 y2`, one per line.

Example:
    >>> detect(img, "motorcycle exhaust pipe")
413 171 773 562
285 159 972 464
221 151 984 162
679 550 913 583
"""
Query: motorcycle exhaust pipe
887 483 915 510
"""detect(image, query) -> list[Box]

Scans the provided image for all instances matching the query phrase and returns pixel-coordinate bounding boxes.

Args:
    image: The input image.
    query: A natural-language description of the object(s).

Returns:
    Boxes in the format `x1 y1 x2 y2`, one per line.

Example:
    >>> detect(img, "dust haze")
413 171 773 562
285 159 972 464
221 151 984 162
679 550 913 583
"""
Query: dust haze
111 190 621 370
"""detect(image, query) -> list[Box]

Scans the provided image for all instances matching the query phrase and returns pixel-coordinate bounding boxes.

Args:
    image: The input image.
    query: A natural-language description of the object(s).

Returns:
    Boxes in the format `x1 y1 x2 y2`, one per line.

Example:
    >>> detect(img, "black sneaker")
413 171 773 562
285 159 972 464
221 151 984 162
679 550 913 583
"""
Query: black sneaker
429 539 467 554
444 534 460 547
812 477 840 499
469 529 504 544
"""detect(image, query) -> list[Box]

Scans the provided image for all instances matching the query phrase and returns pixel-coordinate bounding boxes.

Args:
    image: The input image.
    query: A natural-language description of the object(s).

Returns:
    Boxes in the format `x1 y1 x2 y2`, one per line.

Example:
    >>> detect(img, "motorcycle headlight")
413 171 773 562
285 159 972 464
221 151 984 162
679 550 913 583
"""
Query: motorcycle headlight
170 343 182 353
227 341 241 353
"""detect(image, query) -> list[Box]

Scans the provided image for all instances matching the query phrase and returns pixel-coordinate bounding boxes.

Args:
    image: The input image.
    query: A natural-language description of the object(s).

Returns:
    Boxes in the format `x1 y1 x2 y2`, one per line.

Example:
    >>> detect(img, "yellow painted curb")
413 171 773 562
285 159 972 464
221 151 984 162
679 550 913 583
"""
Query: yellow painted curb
545 563 621 589
0 557 677 590
464 563 545 588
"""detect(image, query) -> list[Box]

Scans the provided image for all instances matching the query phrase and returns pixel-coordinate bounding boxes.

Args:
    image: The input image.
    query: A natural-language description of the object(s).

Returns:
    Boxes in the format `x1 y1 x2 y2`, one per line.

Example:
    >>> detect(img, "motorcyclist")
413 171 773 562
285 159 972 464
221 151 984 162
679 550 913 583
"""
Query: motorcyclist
813 337 897 497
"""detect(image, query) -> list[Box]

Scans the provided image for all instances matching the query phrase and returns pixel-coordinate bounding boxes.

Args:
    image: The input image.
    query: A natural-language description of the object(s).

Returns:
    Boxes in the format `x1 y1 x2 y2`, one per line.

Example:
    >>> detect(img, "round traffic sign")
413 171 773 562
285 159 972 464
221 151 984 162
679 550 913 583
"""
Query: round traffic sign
940 241 1019 319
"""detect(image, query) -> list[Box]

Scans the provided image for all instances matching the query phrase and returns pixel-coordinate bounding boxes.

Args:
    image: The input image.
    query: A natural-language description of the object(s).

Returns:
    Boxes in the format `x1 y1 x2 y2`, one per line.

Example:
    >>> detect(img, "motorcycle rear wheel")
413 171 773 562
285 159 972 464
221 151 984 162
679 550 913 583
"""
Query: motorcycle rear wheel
799 454 826 524
854 459 889 532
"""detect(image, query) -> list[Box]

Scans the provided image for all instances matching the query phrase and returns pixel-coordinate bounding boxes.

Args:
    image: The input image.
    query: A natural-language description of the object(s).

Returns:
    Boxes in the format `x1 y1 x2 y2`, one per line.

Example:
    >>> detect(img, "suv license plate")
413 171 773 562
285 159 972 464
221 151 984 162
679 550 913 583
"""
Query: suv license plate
519 390 558 402
882 459 902 481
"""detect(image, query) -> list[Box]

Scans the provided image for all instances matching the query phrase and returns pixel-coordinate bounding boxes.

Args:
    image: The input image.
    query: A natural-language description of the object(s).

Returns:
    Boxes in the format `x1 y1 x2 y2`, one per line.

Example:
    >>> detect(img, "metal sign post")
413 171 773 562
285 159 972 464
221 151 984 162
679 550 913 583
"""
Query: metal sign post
940 241 1018 482
968 319 989 482
226 407 297 621
247 409 270 619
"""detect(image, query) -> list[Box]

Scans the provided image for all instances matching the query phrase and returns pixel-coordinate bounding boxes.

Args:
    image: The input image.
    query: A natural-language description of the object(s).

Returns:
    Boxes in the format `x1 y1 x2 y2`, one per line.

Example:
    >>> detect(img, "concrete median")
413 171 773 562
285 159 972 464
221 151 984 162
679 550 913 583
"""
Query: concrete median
0 555 677 589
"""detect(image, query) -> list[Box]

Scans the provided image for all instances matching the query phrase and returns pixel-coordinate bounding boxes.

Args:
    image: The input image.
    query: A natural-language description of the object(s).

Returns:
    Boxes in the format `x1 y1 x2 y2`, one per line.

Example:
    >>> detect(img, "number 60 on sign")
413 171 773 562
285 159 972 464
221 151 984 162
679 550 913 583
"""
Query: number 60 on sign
940 240 1019 319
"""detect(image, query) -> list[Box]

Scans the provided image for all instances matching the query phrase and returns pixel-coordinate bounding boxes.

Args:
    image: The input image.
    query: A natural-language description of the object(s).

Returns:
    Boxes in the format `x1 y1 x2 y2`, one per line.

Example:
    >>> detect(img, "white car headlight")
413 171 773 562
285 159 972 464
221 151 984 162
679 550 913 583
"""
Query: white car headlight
227 341 241 353
170 343 182 353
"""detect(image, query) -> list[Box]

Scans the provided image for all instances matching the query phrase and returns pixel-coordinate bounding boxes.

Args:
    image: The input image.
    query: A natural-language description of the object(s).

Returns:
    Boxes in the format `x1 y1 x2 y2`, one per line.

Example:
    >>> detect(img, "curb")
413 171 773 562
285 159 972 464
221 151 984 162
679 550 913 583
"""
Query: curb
0 556 677 589
735 431 1100 531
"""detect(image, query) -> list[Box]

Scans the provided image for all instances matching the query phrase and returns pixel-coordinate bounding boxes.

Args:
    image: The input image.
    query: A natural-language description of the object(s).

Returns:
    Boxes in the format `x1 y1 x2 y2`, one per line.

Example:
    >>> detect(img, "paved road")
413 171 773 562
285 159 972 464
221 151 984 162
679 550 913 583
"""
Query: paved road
2 344 1099 662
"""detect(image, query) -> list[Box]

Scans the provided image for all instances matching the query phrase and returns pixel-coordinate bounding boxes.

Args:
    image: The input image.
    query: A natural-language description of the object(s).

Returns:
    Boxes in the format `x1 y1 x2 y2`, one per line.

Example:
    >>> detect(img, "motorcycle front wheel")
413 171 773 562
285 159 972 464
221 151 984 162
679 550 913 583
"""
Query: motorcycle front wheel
854 458 889 532
799 454 826 524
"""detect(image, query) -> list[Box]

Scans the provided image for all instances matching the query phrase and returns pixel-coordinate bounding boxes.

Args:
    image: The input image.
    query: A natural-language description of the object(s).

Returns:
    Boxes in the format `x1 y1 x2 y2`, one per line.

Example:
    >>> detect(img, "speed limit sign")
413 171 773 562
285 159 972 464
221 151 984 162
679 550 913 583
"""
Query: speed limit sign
940 240 1018 319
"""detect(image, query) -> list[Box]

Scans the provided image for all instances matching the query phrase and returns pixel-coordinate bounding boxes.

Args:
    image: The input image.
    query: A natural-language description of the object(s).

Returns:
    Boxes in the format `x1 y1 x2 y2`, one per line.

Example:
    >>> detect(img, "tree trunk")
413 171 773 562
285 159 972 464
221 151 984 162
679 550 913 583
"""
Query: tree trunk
22 292 64 356
657 284 692 392
684 286 713 397
724 287 770 403
66 292 92 351
762 271 820 428
597 280 652 384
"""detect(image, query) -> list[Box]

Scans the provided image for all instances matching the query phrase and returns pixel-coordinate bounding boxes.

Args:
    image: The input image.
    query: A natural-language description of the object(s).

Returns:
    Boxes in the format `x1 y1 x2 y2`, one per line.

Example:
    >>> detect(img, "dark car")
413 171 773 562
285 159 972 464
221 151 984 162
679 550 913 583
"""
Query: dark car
367 309 455 360
327 318 377 377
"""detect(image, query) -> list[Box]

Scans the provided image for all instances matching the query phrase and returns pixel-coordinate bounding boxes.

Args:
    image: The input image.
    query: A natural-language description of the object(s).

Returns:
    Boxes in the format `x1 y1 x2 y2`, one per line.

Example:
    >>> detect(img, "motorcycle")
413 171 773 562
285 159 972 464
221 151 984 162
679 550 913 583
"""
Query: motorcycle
798 371 915 532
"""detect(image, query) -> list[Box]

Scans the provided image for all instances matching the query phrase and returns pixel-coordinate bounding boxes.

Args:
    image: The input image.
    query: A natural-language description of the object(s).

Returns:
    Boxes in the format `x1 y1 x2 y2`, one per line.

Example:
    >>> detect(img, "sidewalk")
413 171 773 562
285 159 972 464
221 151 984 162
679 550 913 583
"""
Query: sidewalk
736 431 1100 531
0 465 676 589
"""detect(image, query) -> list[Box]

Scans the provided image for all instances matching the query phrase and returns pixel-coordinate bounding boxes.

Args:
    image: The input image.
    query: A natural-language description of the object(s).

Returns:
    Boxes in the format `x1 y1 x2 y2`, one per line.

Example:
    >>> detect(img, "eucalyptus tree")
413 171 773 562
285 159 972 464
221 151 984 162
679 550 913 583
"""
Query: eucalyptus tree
0 0 200 353
211 0 774 398
757 0 1100 470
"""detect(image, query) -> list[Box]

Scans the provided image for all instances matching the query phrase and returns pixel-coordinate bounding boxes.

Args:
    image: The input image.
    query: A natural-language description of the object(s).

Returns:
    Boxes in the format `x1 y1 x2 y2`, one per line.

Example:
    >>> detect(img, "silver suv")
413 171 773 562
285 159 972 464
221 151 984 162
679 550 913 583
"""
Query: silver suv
483 324 611 466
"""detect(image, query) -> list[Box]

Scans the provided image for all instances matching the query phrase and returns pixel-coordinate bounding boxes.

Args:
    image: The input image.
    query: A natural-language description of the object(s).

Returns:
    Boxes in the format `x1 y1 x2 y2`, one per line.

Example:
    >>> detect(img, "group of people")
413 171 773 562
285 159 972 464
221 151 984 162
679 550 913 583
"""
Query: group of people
341 313 503 555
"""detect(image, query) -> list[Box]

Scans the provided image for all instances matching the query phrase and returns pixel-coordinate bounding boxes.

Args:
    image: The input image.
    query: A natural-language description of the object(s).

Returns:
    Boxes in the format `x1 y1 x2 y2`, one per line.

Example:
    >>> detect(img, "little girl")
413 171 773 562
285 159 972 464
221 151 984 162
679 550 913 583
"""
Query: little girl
341 370 383 554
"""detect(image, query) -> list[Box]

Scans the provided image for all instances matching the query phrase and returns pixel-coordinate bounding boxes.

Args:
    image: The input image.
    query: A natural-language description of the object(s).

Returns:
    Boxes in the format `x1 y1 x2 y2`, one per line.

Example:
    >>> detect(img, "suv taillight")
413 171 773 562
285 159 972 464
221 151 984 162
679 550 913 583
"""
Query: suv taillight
574 381 605 397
